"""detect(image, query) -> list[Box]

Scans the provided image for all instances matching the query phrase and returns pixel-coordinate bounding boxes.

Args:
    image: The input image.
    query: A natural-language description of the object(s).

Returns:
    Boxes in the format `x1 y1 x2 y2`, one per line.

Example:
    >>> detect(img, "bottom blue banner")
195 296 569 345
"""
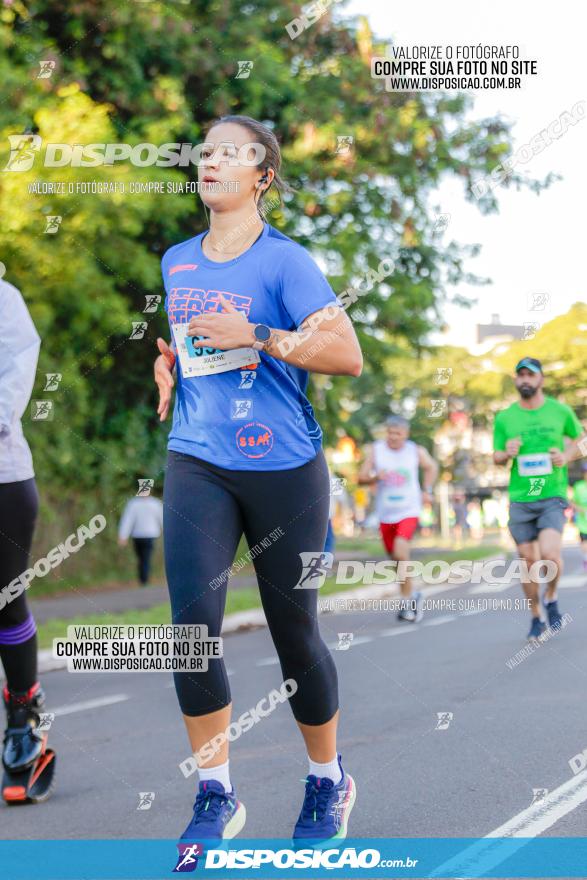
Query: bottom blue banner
0 837 586 879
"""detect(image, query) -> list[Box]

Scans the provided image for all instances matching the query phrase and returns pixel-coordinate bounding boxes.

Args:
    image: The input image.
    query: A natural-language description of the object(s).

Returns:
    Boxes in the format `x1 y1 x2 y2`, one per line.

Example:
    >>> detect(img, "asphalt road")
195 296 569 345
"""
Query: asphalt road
3 547 587 853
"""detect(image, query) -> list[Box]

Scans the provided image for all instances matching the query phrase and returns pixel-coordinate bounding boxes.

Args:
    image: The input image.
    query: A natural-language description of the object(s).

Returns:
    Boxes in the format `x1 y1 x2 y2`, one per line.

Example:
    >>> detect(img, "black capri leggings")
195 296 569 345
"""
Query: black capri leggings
163 448 338 725
0 478 39 691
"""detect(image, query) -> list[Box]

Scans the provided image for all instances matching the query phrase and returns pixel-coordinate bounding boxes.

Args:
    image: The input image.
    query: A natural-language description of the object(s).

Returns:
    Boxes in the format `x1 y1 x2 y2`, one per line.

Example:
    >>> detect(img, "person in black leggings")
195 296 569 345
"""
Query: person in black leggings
154 115 363 844
0 279 55 803
164 449 337 724
0 480 39 693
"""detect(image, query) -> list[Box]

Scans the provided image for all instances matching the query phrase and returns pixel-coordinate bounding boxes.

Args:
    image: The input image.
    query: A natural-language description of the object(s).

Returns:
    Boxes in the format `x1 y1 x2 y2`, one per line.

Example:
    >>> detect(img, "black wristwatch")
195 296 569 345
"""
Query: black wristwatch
252 323 271 350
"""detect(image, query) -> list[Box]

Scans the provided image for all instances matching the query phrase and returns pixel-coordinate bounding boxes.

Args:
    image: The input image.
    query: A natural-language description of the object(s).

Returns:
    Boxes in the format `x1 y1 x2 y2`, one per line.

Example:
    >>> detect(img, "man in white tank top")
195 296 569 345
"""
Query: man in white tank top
359 416 438 622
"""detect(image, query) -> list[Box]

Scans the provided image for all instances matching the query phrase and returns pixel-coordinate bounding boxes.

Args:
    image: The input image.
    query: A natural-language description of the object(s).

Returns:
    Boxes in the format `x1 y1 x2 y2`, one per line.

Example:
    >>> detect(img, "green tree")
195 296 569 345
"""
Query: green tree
0 0 551 576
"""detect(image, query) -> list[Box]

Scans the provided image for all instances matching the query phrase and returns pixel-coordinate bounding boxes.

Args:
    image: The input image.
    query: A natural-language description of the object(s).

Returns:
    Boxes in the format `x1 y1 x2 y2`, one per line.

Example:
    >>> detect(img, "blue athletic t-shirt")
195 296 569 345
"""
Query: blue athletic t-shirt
161 223 340 470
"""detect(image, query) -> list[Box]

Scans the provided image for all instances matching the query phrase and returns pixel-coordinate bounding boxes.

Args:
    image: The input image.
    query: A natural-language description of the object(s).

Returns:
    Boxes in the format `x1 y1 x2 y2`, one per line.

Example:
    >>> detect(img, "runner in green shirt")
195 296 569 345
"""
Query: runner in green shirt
572 463 587 571
493 357 585 641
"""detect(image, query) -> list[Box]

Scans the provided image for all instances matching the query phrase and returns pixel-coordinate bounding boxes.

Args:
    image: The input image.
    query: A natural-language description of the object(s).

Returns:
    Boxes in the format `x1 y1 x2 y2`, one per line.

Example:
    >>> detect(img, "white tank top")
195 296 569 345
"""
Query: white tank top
0 281 40 483
373 439 422 523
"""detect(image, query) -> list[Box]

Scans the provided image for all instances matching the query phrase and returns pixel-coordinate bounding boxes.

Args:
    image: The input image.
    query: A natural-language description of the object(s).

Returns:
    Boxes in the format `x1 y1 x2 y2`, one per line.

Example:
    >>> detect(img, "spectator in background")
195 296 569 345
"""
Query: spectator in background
324 471 338 561
482 495 499 529
496 492 510 536
452 491 468 547
324 516 336 557
353 486 368 532
466 499 484 540
572 462 587 571
419 499 436 538
118 493 164 585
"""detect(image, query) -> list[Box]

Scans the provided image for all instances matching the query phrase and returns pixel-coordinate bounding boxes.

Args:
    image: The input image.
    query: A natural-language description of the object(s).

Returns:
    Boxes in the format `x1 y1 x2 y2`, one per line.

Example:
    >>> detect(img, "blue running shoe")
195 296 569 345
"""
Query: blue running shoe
293 754 356 845
544 600 562 631
180 780 246 841
527 617 546 641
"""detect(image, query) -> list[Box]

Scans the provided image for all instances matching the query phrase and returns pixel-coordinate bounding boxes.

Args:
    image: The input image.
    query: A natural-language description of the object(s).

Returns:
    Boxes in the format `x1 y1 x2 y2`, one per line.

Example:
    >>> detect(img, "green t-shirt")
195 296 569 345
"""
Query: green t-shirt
493 396 582 502
573 480 587 533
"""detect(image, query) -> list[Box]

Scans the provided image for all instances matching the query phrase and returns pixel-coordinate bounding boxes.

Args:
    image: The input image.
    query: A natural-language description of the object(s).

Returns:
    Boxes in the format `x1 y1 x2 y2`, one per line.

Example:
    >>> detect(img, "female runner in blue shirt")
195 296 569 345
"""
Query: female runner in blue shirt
154 115 363 844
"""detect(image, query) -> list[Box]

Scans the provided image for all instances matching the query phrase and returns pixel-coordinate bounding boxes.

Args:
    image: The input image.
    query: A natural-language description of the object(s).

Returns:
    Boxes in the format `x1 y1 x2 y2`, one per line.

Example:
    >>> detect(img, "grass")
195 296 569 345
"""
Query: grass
31 537 256 599
35 543 504 650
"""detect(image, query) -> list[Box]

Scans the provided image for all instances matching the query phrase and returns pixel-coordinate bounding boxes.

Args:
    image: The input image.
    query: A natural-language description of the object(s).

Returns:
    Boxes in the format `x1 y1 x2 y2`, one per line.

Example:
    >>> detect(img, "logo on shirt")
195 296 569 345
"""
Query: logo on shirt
167 288 252 323
231 399 253 419
236 421 274 458
169 264 198 276
382 468 411 488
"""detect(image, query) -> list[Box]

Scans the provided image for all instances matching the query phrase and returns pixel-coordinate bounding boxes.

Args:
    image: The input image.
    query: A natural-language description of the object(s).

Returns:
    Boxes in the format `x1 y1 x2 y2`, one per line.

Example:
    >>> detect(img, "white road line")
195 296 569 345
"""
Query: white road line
430 769 587 878
52 694 130 716
256 657 280 667
422 615 456 627
379 627 418 637
468 573 584 594
558 574 587 589
469 582 512 595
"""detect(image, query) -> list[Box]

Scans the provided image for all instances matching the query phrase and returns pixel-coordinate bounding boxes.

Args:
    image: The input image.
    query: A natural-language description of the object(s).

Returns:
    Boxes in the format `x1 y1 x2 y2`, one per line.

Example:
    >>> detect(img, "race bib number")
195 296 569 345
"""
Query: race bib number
517 453 553 477
379 491 408 520
171 323 259 377
383 491 407 507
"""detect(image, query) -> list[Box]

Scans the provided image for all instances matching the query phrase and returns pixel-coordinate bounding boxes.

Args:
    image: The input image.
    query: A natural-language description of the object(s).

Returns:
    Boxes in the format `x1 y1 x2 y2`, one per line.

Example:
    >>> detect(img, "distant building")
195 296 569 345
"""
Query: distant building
473 313 525 355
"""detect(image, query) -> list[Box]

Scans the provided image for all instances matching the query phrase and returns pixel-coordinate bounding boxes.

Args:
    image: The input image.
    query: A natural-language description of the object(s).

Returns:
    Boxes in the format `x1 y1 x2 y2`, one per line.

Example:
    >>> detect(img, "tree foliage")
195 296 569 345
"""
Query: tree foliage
0 0 550 516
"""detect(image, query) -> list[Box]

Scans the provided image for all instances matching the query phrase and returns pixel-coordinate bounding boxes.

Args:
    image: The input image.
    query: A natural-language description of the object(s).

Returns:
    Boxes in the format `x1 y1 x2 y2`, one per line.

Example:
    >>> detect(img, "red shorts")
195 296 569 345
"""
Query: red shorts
379 518 419 554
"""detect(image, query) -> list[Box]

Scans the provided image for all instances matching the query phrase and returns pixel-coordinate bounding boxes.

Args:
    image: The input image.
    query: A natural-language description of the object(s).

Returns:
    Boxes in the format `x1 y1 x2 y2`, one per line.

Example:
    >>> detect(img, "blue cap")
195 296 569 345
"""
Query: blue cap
515 357 542 374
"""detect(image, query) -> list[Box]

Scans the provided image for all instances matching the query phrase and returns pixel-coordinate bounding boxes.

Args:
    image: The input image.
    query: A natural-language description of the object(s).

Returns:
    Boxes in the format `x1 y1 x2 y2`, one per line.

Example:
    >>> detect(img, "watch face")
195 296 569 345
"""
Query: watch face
255 324 271 342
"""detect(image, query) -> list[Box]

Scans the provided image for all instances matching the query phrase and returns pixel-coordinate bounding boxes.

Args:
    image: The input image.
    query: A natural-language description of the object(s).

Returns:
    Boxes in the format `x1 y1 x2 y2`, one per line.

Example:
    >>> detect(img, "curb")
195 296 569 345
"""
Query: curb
37 554 507 674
